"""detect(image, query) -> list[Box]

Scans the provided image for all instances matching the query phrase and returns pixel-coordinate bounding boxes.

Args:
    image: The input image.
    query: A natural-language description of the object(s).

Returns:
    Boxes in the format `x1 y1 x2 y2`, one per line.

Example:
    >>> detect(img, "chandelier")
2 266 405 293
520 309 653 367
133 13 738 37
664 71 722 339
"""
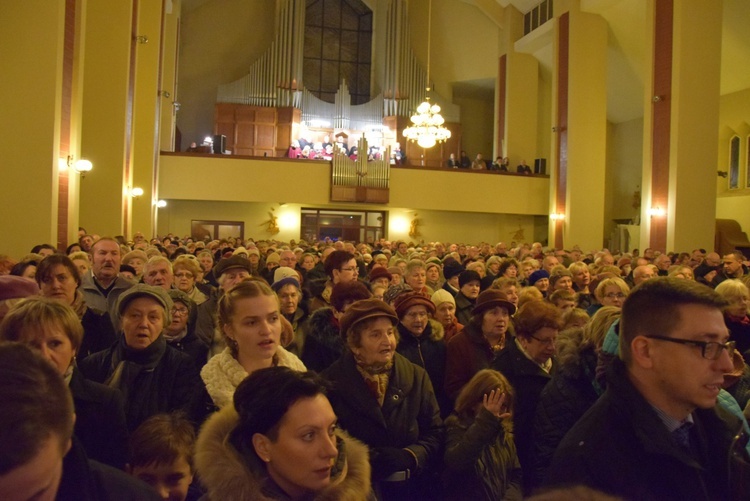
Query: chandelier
402 0 451 149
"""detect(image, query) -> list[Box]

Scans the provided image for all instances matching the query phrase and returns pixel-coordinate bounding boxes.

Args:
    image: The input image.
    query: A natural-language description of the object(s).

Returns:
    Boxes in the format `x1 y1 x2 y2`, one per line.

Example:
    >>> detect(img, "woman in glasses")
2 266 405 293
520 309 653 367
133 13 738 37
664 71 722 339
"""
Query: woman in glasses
587 277 630 316
491 299 562 495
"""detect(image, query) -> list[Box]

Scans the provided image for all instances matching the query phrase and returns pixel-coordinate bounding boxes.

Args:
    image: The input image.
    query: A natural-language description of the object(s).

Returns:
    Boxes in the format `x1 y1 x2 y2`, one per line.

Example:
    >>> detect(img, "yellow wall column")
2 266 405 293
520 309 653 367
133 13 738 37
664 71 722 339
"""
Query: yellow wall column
554 7 608 250
131 0 166 240
79 0 133 237
667 0 721 252
0 2 64 257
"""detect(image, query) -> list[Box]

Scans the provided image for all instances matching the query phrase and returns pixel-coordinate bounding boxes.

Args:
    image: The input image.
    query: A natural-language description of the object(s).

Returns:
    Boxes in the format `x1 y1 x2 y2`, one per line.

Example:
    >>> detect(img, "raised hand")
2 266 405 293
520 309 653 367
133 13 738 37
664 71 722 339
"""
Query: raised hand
482 389 511 419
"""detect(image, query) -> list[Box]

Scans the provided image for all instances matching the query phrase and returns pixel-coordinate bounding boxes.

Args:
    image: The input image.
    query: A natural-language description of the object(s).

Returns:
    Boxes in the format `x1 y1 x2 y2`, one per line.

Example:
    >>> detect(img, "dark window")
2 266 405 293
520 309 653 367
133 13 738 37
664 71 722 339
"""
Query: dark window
300 208 384 243
304 0 373 105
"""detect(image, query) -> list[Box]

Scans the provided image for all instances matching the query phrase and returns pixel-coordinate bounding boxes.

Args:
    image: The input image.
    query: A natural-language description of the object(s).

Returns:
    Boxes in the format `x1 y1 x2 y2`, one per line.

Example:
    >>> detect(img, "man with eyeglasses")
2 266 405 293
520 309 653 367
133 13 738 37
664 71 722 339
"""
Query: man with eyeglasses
545 277 749 500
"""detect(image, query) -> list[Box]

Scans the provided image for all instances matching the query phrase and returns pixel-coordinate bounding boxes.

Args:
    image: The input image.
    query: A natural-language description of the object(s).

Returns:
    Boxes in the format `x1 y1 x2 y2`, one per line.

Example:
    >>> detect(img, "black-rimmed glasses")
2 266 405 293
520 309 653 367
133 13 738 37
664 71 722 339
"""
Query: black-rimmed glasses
647 335 735 360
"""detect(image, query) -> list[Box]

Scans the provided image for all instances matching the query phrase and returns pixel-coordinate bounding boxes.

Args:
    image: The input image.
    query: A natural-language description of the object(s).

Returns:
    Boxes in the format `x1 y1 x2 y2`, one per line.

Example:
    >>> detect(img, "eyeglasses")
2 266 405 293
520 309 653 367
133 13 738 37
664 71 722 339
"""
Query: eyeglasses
530 335 557 346
174 272 194 279
604 292 626 299
647 335 736 360
171 307 189 316
341 266 358 273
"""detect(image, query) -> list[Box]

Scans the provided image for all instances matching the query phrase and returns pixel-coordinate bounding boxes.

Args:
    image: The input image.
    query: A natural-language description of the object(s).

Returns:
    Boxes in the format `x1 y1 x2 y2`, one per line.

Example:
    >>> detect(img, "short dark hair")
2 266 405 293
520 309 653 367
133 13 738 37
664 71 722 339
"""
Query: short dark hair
230 367 330 459
30 244 56 254
35 254 81 288
330 280 372 312
619 277 727 364
130 413 196 470
324 250 355 279
0 342 74 474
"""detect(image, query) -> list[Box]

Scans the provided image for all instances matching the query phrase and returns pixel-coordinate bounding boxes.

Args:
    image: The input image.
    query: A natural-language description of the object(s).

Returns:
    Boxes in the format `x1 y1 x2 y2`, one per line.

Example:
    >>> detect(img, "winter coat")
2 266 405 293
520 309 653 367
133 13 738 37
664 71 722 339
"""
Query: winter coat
444 323 497 403
544 358 747 501
79 272 134 330
302 307 344 372
195 405 372 501
284 307 310 356
323 352 443 495
69 368 129 470
454 292 475 327
167 328 209 372
78 335 206 431
725 314 750 364
195 290 221 349
443 408 523 501
491 339 555 493
531 329 603 488
396 320 450 416
201 346 306 409
79 307 118 359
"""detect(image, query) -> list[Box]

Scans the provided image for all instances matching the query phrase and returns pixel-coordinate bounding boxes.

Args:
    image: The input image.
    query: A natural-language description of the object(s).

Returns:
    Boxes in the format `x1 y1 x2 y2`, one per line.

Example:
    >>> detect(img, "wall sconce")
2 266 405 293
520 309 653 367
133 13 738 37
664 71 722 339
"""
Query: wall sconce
647 206 666 217
155 200 167 208
158 90 171 98
718 171 728 178
66 155 93 177
129 187 144 198
134 35 149 44
549 213 565 221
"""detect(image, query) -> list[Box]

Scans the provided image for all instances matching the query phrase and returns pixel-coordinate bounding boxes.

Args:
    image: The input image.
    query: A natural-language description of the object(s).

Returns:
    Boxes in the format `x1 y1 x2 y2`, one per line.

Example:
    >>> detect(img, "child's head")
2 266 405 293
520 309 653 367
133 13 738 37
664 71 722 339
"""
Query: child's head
127 413 195 501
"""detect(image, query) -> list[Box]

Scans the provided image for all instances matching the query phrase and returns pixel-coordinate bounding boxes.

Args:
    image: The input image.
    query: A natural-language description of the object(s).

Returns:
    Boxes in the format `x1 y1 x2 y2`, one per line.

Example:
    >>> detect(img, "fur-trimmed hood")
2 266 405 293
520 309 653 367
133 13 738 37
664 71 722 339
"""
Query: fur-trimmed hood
397 318 444 343
306 307 342 353
195 406 372 501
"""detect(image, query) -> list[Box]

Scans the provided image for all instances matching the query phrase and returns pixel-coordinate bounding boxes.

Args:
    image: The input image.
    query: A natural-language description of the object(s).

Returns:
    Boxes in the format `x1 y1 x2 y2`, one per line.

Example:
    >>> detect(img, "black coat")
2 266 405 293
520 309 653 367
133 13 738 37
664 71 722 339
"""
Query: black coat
323 352 443 488
80 307 118 359
545 358 744 501
725 314 750 364
491 339 555 493
454 292 474 327
301 307 344 373
396 321 450 417
70 368 129 470
78 336 206 431
167 329 209 373
531 341 602 488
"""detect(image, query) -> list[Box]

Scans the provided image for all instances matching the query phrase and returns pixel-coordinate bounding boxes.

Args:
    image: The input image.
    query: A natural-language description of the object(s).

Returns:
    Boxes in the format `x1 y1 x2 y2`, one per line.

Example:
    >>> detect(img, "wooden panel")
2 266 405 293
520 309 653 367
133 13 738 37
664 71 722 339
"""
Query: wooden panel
235 106 256 122
216 103 236 122
255 148 275 157
555 13 569 249
650 0 673 252
331 186 357 202
256 108 276 123
256 125 275 148
217 123 235 149
277 107 295 123
236 123 255 147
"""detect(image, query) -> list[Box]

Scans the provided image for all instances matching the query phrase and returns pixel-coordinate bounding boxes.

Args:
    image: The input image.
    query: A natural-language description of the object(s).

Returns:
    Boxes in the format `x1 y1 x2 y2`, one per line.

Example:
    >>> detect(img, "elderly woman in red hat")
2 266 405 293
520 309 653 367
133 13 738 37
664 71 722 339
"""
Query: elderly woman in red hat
445 289 516 403
323 298 443 500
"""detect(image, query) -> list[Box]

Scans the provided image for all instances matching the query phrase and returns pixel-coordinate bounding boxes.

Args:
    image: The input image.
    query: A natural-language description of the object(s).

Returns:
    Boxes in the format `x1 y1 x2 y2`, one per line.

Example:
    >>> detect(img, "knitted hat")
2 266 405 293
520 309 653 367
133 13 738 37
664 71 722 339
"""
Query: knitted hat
425 262 441 273
232 247 249 257
383 283 413 305
393 291 436 319
387 266 402 276
471 289 516 316
246 248 260 257
458 270 482 288
265 252 280 264
272 267 300 292
430 289 455 309
529 269 550 285
0 275 39 301
122 249 148 265
167 289 192 312
116 284 173 317
368 267 393 283
339 298 399 342
214 255 252 277
443 260 465 280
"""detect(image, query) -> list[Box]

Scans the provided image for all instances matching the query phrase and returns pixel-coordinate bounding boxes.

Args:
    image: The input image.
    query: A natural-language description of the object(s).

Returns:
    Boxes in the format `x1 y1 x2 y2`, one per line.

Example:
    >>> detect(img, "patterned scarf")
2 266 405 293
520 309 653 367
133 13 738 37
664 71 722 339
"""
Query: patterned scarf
355 358 393 407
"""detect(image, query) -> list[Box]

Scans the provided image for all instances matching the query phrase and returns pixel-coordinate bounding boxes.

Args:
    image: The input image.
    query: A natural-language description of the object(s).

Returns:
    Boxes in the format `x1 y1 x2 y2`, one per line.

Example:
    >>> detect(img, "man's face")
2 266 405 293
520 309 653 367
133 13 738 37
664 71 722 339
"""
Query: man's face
279 251 297 268
0 434 68 501
643 304 733 419
723 255 743 277
543 257 559 272
655 255 671 271
130 455 193 501
91 240 121 281
144 262 174 290
633 266 655 285
220 268 251 292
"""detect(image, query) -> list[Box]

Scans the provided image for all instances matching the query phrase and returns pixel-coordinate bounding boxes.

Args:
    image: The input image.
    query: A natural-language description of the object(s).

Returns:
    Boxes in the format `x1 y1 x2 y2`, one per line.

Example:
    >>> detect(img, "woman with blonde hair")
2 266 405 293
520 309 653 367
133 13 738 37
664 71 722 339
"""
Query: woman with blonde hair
201 279 305 409
587 277 630 316
172 255 208 305
715 279 750 361
443 369 521 500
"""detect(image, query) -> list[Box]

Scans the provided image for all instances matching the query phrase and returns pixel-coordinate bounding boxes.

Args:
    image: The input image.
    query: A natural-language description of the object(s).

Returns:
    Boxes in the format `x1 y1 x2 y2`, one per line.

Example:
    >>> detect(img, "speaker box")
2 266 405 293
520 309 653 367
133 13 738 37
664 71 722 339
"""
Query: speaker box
534 158 546 175
213 134 226 154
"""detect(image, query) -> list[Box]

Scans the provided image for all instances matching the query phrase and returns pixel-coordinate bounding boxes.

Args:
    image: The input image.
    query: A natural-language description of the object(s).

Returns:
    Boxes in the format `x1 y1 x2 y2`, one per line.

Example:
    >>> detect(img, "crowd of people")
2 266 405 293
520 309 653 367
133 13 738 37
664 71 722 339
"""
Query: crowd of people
2 231 750 500
287 134 405 165
446 151 536 175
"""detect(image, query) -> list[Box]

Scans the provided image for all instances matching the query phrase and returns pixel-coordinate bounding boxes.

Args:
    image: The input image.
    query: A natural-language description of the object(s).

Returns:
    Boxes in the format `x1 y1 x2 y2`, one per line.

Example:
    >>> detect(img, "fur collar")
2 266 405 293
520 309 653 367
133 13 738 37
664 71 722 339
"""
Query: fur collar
201 347 306 408
196 406 371 500
307 308 343 353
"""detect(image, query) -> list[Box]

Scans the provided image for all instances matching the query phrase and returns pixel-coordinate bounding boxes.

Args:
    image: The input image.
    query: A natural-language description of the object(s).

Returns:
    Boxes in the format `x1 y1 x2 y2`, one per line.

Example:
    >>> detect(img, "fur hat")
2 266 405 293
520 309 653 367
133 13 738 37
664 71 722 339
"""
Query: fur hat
368 267 393 283
383 283 413 305
458 270 482 288
443 260 464 280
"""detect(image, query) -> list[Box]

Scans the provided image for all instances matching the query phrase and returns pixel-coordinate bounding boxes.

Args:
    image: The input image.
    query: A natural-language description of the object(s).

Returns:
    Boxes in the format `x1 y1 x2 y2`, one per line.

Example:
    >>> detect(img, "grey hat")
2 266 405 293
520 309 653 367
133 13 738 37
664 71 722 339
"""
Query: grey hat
167 289 192 312
116 284 173 317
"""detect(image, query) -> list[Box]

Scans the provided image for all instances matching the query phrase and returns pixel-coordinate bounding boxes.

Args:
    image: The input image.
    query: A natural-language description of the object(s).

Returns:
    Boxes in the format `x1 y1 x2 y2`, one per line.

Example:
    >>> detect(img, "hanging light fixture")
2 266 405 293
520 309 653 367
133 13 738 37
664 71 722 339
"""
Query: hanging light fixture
402 0 451 149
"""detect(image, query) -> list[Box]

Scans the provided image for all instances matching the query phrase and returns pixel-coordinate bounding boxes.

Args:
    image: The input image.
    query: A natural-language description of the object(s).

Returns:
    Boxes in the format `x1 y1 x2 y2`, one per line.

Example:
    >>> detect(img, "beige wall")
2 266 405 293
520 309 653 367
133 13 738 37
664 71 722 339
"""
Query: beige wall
452 92 495 159
715 87 750 234
605 118 643 235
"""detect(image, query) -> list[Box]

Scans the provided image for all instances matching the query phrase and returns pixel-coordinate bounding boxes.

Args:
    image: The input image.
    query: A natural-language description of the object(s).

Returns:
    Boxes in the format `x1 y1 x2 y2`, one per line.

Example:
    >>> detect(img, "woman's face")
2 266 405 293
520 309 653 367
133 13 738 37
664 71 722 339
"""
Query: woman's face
519 326 558 365
554 276 573 291
434 302 455 327
500 285 519 306
166 302 190 336
39 264 78 305
73 258 90 276
488 262 500 275
533 278 549 292
258 394 338 499
481 306 510 339
353 317 397 366
21 265 37 280
224 295 281 363
301 256 316 271
426 266 440 282
572 268 591 287
173 267 196 293
405 268 426 291
503 265 517 278
600 285 626 308
129 258 145 276
401 305 429 336
22 325 75 376
726 294 750 317
121 297 165 350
